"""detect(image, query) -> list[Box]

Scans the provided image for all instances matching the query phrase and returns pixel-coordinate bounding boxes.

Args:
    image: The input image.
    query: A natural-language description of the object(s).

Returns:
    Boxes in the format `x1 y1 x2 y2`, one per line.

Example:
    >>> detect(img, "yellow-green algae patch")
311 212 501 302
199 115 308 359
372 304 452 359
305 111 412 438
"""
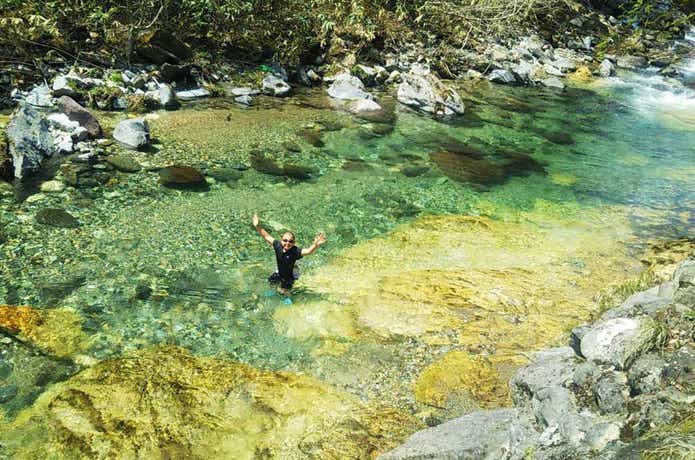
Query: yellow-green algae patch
299 204 645 407
0 347 421 459
413 351 508 409
0 305 90 359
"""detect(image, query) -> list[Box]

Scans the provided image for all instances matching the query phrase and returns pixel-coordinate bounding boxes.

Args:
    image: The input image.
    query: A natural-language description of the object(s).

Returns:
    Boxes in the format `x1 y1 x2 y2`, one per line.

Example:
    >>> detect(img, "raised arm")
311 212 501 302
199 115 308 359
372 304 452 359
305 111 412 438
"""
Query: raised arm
301 232 326 256
253 213 275 245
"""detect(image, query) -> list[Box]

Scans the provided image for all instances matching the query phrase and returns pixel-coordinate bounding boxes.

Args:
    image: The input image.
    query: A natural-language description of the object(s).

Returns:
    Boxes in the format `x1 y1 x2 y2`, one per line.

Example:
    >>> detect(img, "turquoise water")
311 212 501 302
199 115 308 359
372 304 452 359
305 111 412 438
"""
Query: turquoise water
1 63 695 420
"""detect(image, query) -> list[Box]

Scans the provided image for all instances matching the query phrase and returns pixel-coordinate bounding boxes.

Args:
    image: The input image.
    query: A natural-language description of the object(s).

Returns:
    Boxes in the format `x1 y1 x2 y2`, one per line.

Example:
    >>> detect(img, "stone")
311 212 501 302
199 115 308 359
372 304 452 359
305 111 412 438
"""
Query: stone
175 87 211 100
327 72 373 101
282 164 318 180
601 284 673 320
594 371 629 414
52 75 88 98
113 118 150 150
352 64 377 86
570 324 591 357
585 422 621 452
487 69 517 85
105 155 142 173
532 386 577 428
159 165 208 189
159 63 196 84
397 64 465 117
230 87 260 96
599 59 616 77
261 75 291 97
510 347 577 405
57 96 102 138
542 77 565 89
40 180 66 193
234 95 253 106
6 102 55 178
628 354 667 395
379 409 538 460
158 84 180 110
35 208 80 228
616 55 647 69
25 85 53 108
580 317 655 369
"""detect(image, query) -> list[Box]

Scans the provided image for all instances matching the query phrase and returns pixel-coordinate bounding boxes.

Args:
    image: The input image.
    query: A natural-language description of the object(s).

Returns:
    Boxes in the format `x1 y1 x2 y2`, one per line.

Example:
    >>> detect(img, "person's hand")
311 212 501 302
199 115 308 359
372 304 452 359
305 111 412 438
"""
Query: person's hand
313 232 326 247
252 213 259 227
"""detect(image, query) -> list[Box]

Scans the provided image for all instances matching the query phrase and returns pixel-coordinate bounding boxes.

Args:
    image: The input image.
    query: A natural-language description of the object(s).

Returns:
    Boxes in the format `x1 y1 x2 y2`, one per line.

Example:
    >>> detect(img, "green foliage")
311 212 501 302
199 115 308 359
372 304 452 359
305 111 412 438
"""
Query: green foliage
126 94 160 113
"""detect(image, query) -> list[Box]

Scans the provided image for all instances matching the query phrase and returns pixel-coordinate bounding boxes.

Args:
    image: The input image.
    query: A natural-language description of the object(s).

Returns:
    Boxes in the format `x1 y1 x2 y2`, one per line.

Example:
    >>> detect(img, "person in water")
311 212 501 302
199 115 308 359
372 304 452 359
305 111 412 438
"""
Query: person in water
253 212 326 295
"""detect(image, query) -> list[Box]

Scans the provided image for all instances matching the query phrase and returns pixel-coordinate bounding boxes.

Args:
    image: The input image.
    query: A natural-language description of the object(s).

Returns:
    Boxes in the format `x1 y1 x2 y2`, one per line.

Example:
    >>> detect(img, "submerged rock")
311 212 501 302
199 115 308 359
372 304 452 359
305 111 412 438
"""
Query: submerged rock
159 165 208 189
0 305 88 358
35 208 80 228
106 154 142 173
0 347 421 459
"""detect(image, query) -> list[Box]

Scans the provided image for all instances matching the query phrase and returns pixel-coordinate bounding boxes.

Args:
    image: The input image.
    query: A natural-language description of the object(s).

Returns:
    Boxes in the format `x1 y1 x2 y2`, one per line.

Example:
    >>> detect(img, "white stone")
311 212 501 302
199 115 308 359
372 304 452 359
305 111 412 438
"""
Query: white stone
327 73 373 101
580 318 641 369
40 180 66 193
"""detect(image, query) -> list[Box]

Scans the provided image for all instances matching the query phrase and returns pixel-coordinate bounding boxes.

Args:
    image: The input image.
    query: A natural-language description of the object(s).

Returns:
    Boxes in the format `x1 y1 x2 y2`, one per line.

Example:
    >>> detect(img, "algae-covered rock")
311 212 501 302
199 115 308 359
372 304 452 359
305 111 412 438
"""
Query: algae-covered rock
0 305 89 359
414 351 508 409
105 154 142 172
0 347 421 459
35 208 80 228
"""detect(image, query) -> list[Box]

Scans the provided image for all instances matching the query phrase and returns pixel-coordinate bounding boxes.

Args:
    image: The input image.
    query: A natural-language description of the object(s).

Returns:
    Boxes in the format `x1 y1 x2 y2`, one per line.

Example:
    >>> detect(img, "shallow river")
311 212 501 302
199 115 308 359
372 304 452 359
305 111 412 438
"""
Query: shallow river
1 41 695 457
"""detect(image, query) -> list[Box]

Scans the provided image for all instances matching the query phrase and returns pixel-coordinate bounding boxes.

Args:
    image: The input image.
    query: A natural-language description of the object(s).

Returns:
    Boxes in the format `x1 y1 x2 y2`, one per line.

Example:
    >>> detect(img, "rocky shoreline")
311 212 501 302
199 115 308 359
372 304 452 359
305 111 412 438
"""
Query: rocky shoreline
379 255 695 459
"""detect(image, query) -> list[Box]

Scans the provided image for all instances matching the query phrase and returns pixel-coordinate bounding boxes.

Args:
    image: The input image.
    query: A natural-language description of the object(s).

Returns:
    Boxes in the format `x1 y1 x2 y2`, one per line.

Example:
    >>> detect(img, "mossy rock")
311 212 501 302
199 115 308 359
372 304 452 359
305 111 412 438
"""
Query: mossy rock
282 140 302 153
0 347 422 459
105 154 142 173
207 167 243 182
126 94 161 114
250 153 284 176
35 208 80 228
401 165 430 177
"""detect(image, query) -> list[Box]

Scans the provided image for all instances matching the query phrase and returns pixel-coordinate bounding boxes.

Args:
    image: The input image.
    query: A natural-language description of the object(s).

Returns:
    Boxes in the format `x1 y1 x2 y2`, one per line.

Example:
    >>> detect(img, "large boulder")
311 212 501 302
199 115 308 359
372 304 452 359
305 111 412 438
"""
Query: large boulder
113 118 150 150
6 102 55 178
510 347 578 405
580 317 663 369
327 72 373 101
261 75 291 97
56 96 102 138
397 64 465 117
135 29 193 64
378 409 538 460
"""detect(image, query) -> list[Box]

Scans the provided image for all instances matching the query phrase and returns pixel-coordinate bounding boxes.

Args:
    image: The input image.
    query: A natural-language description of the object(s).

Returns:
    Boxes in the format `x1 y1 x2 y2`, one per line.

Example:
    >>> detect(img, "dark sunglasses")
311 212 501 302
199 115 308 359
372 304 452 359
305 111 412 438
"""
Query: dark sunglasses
282 238 294 243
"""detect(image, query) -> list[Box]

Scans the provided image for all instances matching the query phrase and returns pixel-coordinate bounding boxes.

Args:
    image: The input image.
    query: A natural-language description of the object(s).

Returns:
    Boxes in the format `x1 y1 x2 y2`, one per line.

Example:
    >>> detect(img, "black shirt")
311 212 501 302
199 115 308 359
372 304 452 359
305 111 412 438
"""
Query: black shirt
273 239 302 279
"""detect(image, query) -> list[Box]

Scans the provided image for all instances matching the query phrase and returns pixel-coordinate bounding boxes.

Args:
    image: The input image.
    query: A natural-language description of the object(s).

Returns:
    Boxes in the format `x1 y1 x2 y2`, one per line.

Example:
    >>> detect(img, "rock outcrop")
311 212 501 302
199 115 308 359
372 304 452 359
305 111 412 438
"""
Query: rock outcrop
397 63 465 118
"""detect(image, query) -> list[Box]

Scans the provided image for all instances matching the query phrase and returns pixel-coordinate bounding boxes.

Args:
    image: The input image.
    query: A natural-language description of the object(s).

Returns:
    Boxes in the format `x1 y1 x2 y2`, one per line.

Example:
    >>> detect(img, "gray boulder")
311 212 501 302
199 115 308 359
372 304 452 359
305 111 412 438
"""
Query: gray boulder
113 118 150 150
25 85 54 108
234 95 253 106
628 354 667 395
510 347 578 405
580 317 656 369
159 84 180 110
594 371 629 414
52 75 89 98
397 63 465 117
261 75 291 97
56 96 102 138
352 64 377 86
542 77 565 90
617 55 647 69
327 73 373 101
599 59 616 77
488 69 517 85
6 102 55 178
378 409 538 460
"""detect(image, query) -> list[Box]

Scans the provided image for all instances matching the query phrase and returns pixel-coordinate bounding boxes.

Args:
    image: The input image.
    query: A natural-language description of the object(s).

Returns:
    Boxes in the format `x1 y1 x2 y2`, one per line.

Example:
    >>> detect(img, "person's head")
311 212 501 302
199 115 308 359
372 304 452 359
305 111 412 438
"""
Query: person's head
280 232 296 250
